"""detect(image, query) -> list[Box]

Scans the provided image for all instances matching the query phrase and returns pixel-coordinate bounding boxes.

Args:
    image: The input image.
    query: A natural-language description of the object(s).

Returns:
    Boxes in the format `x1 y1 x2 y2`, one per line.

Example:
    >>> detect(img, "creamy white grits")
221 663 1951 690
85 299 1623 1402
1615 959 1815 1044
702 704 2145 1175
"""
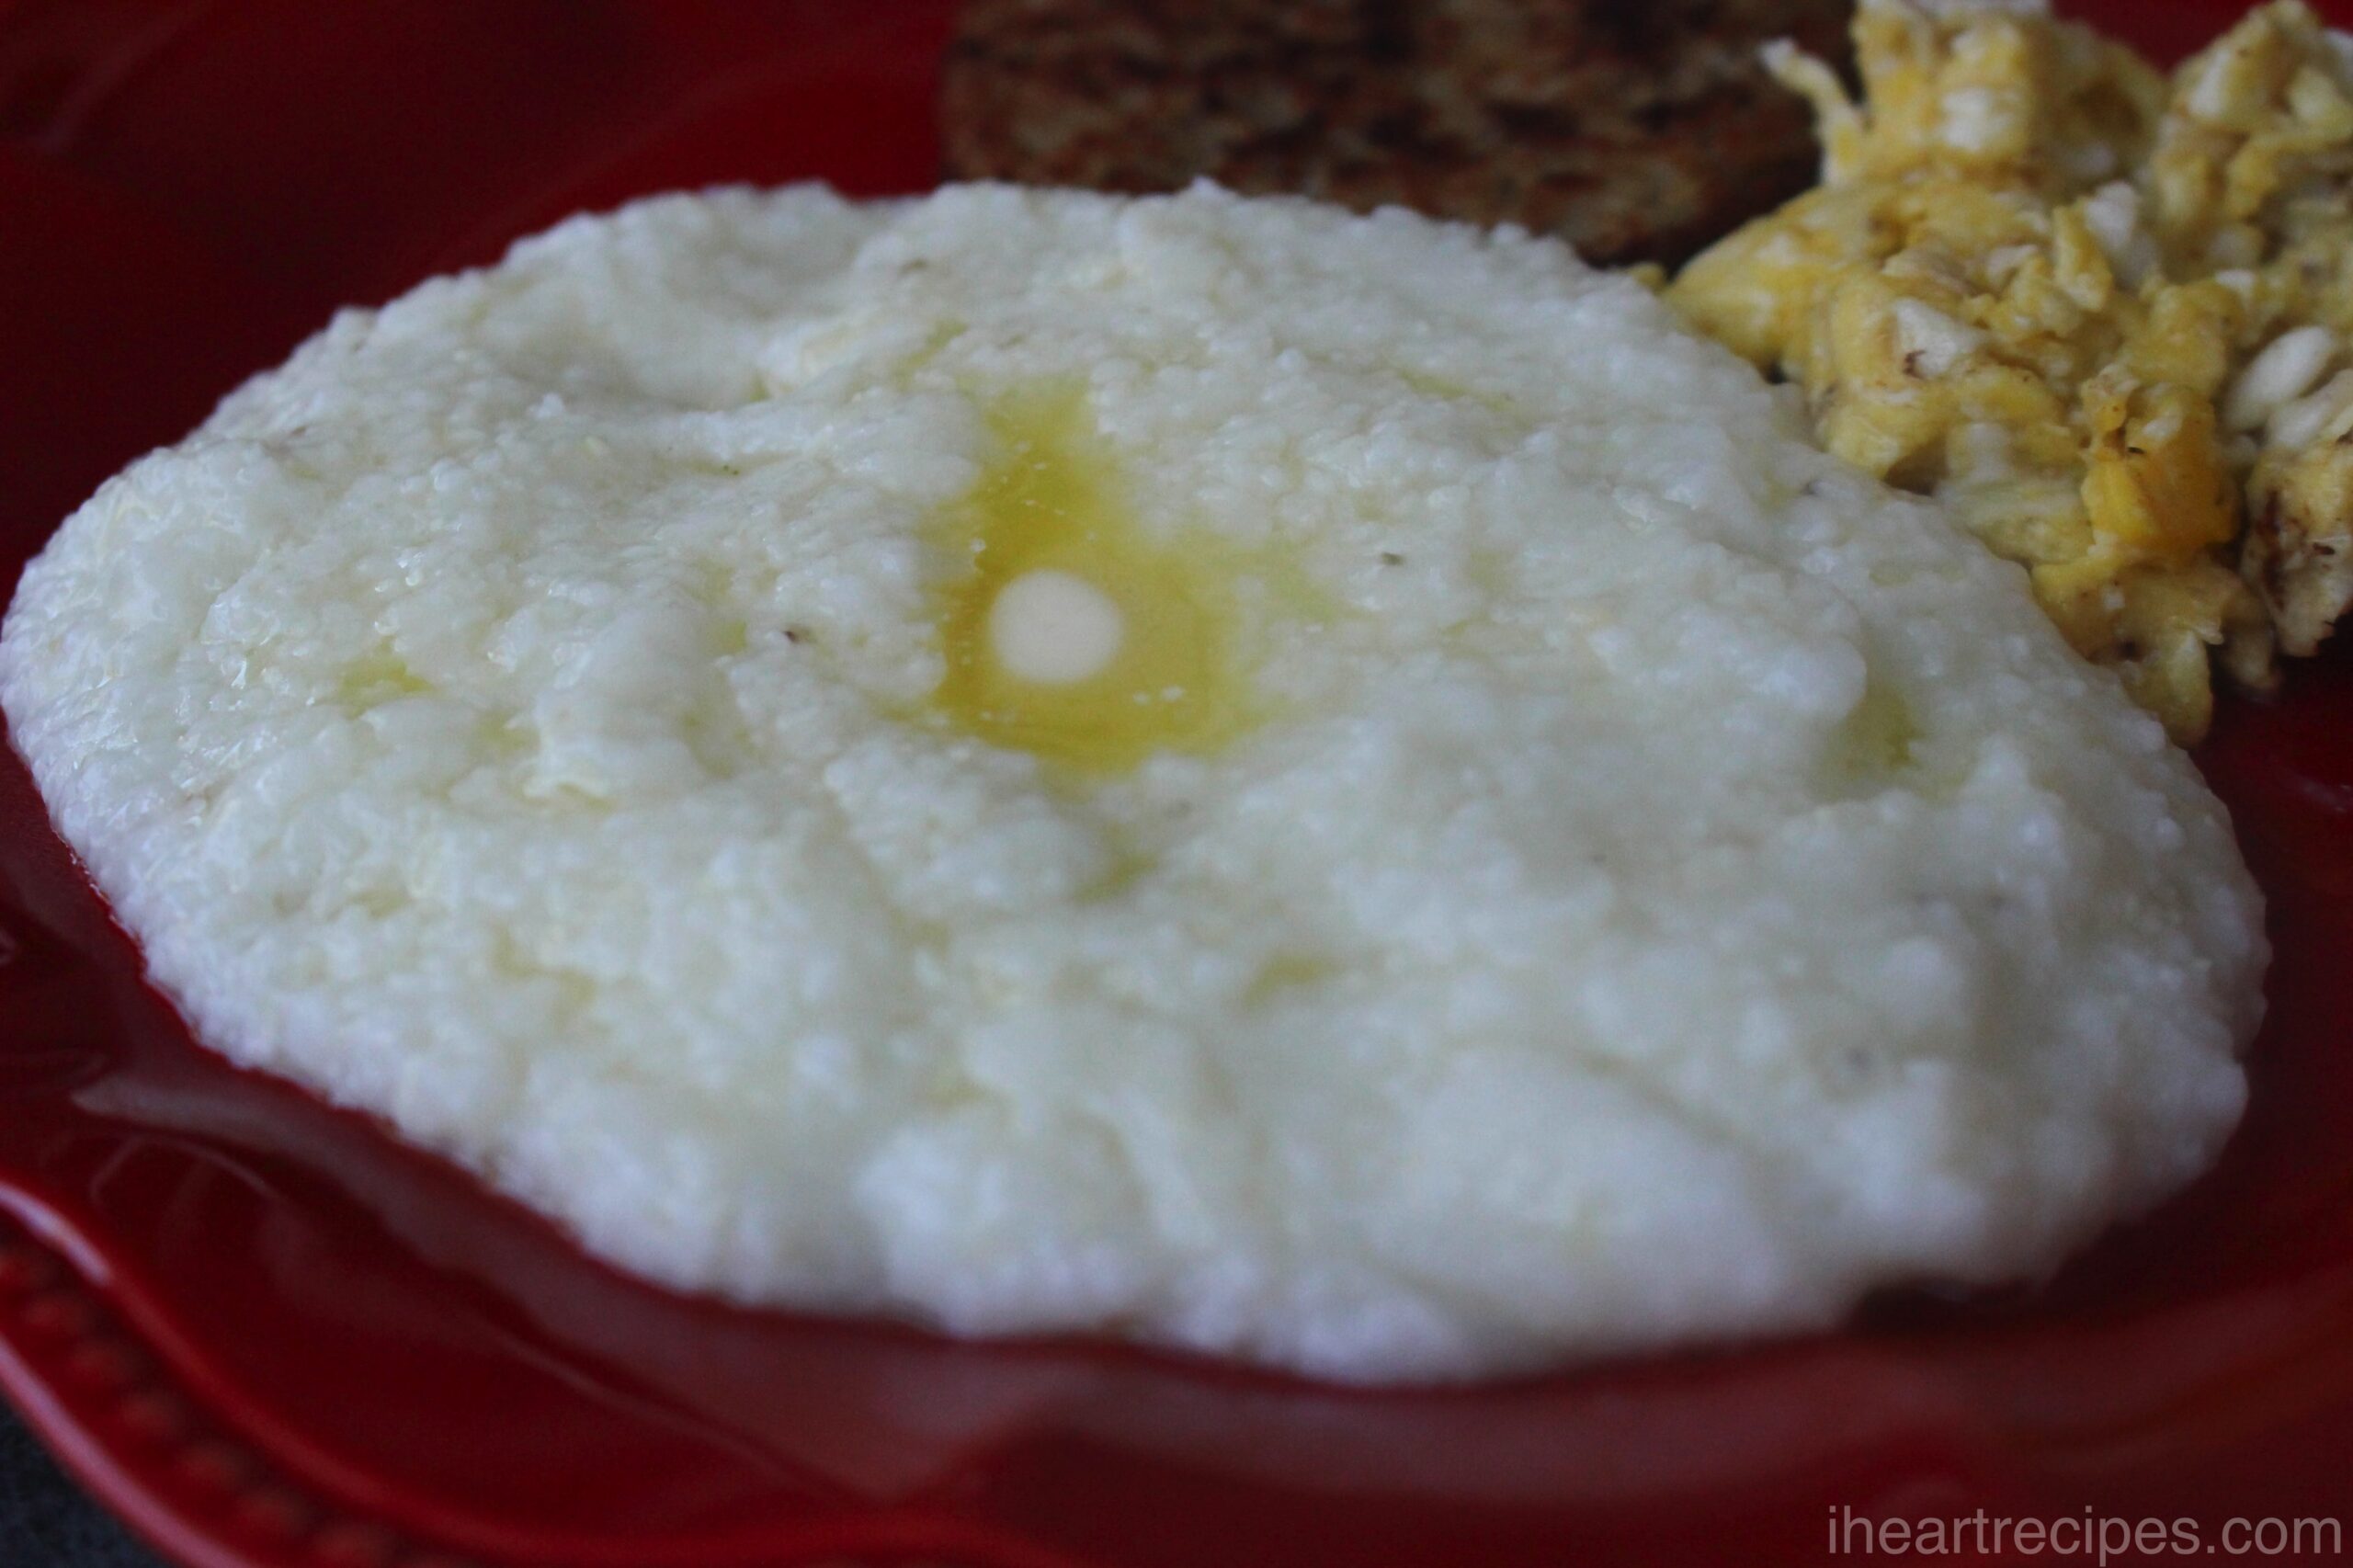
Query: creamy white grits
0 184 2266 1382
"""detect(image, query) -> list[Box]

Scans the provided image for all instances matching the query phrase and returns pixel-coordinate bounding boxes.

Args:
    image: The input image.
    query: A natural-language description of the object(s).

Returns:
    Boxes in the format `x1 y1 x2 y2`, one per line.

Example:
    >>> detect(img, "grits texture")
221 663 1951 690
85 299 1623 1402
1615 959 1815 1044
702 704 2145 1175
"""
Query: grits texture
0 185 2264 1381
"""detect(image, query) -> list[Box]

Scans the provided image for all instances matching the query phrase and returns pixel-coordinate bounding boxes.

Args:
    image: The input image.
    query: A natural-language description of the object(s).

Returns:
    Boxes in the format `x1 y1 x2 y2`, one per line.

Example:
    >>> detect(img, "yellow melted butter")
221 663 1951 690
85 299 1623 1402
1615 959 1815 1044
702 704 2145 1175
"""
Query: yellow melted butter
1824 669 1921 790
335 651 431 714
926 390 1262 774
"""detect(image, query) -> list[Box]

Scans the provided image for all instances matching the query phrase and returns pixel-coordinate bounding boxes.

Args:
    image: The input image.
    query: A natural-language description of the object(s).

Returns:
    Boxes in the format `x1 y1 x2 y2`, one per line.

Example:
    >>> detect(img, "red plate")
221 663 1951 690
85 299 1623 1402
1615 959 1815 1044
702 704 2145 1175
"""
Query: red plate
4 3 2351 1564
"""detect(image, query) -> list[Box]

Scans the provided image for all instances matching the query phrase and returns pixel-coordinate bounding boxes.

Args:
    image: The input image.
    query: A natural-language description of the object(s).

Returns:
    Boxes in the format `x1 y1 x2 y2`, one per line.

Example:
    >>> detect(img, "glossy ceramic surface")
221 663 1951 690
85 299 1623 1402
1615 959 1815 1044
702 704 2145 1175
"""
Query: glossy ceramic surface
2 3 2350 1564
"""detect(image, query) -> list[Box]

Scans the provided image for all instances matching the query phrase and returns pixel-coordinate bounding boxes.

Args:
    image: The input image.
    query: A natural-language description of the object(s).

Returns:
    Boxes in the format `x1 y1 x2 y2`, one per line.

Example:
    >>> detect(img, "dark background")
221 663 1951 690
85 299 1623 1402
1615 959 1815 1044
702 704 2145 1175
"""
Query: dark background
0 1399 161 1565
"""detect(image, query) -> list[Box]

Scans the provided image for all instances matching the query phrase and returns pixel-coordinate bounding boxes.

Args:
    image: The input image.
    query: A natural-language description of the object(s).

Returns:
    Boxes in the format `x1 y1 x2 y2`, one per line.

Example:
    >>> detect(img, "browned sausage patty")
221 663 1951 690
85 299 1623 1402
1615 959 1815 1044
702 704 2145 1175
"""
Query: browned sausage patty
939 0 1851 268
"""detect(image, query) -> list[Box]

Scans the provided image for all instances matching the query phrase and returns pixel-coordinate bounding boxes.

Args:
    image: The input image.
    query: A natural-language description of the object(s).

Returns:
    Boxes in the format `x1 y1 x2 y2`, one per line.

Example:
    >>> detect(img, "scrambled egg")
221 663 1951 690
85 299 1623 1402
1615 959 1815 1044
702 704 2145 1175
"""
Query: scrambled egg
1670 0 2353 741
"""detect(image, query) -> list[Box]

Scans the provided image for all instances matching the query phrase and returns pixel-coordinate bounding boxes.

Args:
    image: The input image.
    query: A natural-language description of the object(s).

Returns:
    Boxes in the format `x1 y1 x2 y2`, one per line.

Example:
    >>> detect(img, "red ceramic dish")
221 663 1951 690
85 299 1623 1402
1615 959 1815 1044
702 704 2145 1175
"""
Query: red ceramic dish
4 3 2351 1565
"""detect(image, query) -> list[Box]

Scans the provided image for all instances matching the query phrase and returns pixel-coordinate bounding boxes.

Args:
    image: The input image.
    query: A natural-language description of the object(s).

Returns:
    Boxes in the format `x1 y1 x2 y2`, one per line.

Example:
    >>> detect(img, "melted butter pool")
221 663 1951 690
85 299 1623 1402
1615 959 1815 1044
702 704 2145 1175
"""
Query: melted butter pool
928 391 1257 774
1824 667 1922 793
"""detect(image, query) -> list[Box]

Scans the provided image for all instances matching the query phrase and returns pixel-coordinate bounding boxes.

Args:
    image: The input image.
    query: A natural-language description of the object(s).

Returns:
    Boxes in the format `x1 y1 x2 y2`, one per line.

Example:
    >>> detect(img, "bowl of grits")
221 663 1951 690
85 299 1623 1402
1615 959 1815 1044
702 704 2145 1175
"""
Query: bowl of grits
0 2 2348 1566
